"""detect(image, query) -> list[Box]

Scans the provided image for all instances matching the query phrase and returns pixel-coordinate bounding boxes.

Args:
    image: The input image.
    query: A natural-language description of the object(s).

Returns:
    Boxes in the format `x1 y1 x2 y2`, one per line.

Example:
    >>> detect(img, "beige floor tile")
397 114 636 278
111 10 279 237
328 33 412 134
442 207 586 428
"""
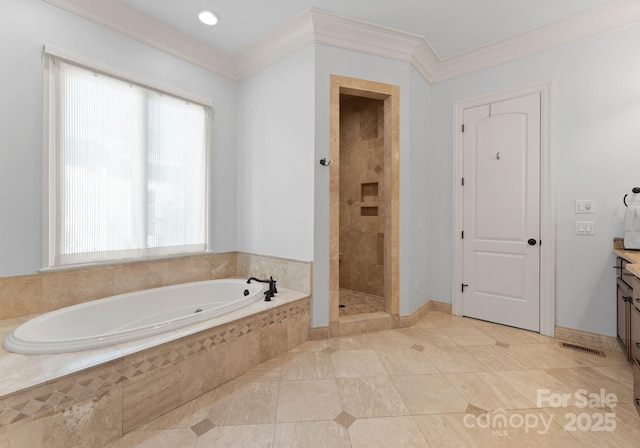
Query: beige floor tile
391 374 469 415
445 371 535 410
349 416 430 448
101 309 639 448
463 345 531 371
495 369 579 408
417 408 588 448
506 343 588 369
375 347 439 375
104 429 198 448
436 327 497 346
591 365 633 389
280 351 335 380
332 334 374 350
415 312 494 329
233 356 283 383
557 345 629 368
543 405 639 448
208 381 279 425
477 324 553 345
414 413 506 448
422 345 491 373
365 330 415 350
194 424 275 448
545 367 634 406
331 349 387 377
274 421 350 448
399 327 459 348
336 376 410 418
489 408 588 448
276 379 342 422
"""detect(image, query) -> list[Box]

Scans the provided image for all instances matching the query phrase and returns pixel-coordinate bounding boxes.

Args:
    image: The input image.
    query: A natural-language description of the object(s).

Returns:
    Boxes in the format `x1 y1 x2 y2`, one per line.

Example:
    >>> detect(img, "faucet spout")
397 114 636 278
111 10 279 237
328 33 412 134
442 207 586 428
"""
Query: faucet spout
247 276 278 302
247 277 268 284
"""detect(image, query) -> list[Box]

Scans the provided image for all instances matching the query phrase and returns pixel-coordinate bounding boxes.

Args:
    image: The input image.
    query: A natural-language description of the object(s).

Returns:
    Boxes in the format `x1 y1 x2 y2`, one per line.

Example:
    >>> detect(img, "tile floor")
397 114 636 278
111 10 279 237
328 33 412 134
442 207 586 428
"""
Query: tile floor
105 311 640 447
339 289 384 316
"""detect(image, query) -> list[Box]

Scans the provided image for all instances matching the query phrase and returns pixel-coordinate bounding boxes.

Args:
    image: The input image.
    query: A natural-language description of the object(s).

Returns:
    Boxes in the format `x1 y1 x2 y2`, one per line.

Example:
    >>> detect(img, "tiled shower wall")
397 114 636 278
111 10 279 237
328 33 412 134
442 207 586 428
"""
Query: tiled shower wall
0 252 311 321
339 95 385 296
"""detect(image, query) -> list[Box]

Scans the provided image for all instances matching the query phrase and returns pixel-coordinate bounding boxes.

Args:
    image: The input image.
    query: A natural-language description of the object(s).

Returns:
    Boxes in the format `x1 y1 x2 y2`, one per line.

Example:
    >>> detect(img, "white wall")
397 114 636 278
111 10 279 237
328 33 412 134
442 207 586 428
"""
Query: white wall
0 0 238 276
429 23 640 336
407 67 435 315
236 46 316 262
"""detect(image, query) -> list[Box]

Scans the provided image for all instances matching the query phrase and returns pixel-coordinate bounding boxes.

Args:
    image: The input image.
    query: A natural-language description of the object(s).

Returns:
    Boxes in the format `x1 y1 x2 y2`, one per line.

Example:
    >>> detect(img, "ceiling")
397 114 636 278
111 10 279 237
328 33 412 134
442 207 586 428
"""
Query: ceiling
120 0 615 59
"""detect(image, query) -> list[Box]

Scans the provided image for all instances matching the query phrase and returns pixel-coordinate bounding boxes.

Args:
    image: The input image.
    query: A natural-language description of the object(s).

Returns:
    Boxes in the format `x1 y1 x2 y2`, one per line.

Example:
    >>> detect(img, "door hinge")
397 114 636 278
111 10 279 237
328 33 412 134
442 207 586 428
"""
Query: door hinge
462 283 468 292
461 177 464 186
461 124 465 133
461 230 464 239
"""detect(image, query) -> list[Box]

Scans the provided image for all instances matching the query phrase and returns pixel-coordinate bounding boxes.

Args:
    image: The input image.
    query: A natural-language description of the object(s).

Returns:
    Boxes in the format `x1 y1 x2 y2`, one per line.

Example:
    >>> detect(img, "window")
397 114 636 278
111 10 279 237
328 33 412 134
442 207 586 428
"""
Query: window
44 50 211 268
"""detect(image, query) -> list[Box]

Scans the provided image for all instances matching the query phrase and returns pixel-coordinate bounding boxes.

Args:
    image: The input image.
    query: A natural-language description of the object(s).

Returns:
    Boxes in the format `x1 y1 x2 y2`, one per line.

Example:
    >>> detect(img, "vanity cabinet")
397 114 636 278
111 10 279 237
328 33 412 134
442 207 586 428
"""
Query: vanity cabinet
616 255 640 416
615 255 640 416
631 275 640 415
616 257 632 360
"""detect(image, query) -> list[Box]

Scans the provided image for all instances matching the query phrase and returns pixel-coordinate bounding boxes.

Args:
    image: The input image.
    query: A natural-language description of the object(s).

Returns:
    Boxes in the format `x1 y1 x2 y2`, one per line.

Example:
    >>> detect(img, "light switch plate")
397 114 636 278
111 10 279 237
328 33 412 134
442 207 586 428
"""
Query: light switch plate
576 221 595 235
575 199 594 214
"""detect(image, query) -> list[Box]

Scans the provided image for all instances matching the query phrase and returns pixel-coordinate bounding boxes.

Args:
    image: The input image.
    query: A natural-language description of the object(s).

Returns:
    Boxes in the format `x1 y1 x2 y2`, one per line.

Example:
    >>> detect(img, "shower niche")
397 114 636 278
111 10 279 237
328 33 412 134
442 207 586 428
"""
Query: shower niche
360 182 379 216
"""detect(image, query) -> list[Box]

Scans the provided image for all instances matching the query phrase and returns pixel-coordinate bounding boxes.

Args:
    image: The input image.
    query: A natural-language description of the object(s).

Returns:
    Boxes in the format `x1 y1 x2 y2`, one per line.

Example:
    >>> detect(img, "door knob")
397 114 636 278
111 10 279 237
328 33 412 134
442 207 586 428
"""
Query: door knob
528 238 537 246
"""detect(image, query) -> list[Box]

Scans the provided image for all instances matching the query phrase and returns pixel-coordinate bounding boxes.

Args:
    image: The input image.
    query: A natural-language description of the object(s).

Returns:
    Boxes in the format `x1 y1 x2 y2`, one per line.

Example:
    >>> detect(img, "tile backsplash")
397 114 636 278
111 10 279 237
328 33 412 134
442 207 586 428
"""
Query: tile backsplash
0 252 310 320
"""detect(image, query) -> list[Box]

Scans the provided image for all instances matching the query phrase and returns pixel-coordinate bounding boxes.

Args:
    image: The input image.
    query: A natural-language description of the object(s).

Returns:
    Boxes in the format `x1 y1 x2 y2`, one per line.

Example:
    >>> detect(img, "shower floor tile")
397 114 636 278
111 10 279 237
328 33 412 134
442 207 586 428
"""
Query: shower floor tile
339 288 384 316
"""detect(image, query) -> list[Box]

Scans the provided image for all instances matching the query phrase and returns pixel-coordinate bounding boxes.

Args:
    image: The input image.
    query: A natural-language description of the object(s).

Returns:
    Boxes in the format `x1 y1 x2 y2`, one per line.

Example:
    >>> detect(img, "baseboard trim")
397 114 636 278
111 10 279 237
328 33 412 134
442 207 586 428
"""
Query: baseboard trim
309 303 618 354
399 299 452 327
308 326 329 340
309 299 451 339
554 325 620 352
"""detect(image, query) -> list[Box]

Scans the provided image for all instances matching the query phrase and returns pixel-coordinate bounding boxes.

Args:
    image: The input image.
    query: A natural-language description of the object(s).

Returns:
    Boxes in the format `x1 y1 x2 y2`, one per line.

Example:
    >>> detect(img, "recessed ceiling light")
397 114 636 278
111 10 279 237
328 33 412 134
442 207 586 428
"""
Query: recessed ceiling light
198 10 219 26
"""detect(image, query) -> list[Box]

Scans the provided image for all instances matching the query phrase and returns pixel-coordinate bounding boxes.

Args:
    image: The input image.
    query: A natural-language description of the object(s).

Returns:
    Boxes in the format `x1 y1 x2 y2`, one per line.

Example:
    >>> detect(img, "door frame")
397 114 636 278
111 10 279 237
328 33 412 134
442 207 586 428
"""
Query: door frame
328 74 400 325
452 80 555 336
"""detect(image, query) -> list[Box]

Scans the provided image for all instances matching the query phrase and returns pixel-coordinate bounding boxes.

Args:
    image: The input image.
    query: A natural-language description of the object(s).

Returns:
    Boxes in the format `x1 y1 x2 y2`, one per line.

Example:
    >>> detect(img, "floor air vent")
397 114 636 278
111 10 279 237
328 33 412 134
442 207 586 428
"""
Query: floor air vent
559 342 605 357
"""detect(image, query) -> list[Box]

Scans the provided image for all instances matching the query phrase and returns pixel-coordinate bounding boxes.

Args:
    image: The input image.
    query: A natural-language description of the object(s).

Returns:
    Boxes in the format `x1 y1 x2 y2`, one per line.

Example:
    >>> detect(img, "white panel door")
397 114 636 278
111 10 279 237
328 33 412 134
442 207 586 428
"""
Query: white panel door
462 93 540 331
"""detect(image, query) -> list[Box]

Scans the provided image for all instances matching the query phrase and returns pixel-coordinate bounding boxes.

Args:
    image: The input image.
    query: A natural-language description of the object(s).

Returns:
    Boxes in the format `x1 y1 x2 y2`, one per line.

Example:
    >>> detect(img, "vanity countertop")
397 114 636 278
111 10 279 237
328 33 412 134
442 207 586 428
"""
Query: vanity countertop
613 238 640 277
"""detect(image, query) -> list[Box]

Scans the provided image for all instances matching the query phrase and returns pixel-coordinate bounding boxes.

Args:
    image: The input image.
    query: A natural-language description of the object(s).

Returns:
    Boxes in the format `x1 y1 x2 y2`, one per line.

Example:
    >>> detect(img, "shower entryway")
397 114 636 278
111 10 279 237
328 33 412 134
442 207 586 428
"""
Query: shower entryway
328 75 399 329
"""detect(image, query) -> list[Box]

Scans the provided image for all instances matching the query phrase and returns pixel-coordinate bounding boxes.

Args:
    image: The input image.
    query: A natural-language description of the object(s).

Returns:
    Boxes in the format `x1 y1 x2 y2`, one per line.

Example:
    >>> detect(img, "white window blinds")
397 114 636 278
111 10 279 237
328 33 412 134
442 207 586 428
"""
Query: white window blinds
47 55 209 267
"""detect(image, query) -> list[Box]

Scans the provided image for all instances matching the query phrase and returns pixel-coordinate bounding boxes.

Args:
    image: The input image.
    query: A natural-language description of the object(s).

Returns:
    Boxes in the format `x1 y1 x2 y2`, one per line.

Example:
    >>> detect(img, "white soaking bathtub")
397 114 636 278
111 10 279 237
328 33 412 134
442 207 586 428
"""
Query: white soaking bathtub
4 279 266 354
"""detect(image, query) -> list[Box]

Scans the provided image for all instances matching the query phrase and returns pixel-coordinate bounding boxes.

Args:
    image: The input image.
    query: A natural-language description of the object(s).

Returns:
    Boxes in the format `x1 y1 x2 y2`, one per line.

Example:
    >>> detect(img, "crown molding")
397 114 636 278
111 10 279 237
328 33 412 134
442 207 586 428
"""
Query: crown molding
434 0 640 82
43 0 640 84
43 0 235 78
309 9 438 83
234 10 315 80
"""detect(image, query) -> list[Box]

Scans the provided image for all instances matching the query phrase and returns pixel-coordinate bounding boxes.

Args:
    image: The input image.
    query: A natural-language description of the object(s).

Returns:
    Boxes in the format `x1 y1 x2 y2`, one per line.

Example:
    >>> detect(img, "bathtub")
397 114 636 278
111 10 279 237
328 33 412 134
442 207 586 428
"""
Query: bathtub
4 278 266 355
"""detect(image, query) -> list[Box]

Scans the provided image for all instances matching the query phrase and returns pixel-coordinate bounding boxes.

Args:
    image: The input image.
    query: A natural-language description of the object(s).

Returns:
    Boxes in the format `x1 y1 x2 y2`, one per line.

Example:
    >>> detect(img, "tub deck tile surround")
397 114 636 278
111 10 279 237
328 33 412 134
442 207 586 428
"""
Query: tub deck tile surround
0 290 310 448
